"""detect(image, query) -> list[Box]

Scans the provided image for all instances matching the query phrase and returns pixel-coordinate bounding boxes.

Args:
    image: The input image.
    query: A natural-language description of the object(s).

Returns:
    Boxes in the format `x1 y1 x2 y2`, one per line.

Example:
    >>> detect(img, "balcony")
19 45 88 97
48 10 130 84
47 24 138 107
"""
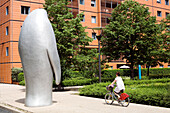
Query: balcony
101 0 122 13
68 0 78 9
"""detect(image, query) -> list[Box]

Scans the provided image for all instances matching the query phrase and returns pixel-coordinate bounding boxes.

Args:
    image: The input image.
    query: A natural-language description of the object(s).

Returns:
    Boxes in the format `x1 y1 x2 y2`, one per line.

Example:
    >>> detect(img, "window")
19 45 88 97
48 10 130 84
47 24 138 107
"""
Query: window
91 0 96 7
6 47 9 56
157 11 162 17
112 3 117 8
80 0 84 5
81 15 85 22
91 16 96 23
92 33 97 40
168 65 170 68
6 6 9 15
165 0 169 5
6 27 8 35
145 0 148 1
106 2 111 8
21 6 30 14
157 0 161 3
166 12 169 18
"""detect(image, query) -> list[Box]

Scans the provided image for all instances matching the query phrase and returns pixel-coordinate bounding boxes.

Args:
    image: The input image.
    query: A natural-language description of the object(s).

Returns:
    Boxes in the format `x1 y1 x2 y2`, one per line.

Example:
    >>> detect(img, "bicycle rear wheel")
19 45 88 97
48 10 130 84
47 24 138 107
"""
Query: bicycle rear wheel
120 97 130 107
105 93 114 105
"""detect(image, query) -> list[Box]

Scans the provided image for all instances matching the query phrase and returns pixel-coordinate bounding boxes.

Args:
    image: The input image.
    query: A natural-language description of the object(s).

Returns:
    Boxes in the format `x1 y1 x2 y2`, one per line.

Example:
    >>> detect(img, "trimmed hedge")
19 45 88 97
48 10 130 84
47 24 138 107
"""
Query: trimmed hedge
102 68 170 78
62 77 115 86
79 79 170 107
62 77 92 86
124 78 170 85
125 83 170 107
149 74 170 79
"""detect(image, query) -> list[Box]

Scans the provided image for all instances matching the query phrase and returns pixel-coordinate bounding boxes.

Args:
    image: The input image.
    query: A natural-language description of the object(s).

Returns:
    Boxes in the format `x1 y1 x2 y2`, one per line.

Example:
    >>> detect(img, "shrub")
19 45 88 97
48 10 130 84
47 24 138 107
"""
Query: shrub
102 68 170 79
102 69 139 78
62 77 115 86
62 77 92 86
79 82 110 98
18 73 24 82
79 79 170 107
149 74 170 79
125 83 170 107
19 80 25 86
11 68 23 82
124 78 170 86
69 71 82 78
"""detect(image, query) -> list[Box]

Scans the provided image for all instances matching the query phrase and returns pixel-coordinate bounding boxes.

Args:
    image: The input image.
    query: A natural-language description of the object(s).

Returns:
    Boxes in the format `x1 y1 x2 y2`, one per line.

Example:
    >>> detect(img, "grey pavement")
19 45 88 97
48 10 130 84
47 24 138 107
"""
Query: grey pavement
0 84 170 113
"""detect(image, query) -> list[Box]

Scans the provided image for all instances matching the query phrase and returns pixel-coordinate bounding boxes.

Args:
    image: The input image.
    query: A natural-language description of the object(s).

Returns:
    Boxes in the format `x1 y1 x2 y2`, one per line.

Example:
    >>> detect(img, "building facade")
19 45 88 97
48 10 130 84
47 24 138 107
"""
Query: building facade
0 0 169 83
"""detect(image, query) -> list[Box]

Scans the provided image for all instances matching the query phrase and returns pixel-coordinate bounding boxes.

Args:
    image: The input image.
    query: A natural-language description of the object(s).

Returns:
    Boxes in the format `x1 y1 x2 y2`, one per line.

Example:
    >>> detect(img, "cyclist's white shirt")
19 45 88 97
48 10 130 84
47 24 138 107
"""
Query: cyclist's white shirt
114 76 125 93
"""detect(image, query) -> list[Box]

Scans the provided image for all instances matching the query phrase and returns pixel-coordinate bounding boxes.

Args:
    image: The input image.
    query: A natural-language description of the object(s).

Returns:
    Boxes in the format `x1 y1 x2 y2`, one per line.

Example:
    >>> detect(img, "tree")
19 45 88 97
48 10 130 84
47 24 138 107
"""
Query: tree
44 0 98 81
161 14 170 62
144 14 170 76
101 0 164 79
72 48 99 78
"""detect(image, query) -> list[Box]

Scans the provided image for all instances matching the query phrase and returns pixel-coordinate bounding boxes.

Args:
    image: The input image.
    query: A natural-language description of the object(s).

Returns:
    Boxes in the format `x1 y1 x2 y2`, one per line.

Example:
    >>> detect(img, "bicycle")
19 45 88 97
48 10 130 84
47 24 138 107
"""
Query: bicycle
105 85 130 107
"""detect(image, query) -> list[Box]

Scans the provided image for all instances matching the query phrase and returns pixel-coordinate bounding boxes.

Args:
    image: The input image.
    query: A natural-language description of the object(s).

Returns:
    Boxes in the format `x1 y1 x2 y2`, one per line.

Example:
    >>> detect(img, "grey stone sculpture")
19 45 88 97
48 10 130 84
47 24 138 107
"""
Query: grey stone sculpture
18 9 61 107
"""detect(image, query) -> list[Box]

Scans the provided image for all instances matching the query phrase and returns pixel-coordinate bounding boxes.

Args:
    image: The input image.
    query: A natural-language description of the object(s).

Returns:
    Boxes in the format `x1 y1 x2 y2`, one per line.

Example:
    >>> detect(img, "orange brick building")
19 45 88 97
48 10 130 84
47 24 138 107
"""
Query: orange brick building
0 0 169 83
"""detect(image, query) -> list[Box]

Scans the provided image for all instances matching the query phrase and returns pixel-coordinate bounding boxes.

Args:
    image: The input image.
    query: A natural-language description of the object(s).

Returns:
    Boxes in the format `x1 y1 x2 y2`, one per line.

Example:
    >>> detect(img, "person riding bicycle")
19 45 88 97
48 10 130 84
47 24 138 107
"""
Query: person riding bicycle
109 72 125 99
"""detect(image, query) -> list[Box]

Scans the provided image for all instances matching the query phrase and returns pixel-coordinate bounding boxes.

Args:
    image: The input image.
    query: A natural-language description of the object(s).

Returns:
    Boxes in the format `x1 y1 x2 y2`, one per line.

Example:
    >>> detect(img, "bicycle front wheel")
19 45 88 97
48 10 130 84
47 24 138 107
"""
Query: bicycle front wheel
105 93 114 105
120 97 130 107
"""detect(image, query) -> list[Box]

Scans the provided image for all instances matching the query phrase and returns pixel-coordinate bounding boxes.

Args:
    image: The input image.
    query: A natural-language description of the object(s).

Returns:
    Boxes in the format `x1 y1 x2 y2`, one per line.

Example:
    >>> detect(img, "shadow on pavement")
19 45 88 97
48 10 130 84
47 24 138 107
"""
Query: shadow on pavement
103 103 122 107
15 98 57 104
15 98 25 104
19 88 26 92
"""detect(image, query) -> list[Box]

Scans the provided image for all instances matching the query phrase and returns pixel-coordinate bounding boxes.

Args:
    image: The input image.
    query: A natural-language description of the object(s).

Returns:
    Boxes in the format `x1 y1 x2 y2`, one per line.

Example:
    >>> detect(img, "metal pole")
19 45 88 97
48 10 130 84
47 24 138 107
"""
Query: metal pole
98 39 101 83
138 65 141 80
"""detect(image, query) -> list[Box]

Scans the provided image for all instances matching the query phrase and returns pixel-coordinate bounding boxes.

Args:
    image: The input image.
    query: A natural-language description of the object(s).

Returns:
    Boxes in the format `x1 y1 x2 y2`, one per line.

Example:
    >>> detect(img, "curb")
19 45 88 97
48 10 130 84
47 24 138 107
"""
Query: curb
0 103 32 113
53 86 84 91
64 86 84 91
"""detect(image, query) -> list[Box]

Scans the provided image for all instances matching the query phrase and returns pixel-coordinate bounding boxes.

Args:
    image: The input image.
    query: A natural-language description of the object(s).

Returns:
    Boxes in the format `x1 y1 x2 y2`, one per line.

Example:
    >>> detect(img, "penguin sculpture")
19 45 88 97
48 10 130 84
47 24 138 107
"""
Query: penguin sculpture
18 9 61 107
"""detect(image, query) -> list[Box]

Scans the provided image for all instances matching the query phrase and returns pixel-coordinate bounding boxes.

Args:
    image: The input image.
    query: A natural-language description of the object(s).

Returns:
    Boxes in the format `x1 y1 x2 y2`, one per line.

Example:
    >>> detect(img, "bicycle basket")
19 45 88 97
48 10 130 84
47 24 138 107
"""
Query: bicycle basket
106 86 113 91
120 93 129 100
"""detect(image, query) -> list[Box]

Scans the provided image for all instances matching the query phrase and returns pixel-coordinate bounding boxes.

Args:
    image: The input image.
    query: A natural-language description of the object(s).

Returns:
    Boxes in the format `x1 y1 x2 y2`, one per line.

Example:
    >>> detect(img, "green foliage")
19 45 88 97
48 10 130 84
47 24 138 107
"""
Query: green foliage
126 83 170 107
62 77 114 86
79 78 170 107
72 48 100 78
102 0 166 79
62 77 92 86
18 73 24 82
102 68 170 78
102 69 139 78
19 80 25 86
44 0 98 80
149 74 170 79
79 83 110 98
124 78 170 85
159 14 170 63
148 68 170 75
11 68 23 82
68 71 82 78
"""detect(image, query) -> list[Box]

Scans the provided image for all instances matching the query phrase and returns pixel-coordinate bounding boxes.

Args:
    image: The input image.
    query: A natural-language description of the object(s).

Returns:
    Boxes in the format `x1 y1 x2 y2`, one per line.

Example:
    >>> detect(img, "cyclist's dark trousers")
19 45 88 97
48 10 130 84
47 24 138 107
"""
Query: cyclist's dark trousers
114 89 124 95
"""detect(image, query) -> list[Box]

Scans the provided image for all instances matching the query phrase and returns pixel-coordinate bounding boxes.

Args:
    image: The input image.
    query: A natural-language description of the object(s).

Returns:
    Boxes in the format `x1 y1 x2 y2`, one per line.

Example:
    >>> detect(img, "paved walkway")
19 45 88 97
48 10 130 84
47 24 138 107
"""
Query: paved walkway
0 84 170 113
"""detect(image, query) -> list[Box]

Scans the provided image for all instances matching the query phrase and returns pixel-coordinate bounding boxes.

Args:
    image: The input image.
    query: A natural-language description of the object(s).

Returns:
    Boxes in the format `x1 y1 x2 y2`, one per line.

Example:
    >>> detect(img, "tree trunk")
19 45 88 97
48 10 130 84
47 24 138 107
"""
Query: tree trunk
57 83 63 90
130 62 134 80
147 66 149 76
